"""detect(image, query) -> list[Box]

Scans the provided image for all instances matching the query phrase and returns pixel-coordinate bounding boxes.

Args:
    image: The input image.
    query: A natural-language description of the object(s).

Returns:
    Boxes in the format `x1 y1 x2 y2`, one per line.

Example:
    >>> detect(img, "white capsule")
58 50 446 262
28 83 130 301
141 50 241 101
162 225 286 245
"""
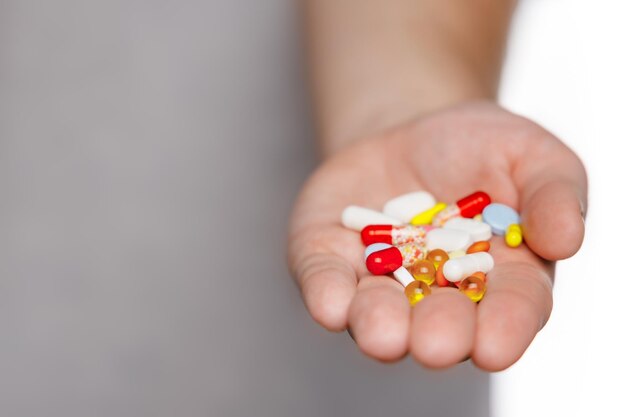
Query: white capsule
364 243 392 260
426 228 472 252
383 191 436 223
443 218 492 242
393 267 415 287
442 252 494 282
341 206 403 231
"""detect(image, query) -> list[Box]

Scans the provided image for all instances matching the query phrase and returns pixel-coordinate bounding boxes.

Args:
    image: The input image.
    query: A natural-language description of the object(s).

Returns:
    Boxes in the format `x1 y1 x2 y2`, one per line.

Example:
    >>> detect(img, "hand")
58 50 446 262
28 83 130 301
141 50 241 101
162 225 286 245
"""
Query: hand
288 101 587 371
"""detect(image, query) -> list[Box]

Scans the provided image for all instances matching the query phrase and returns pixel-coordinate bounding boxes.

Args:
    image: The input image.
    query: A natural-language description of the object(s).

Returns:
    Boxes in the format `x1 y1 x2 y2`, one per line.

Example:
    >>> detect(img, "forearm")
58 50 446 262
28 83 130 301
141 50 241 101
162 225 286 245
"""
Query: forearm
304 0 517 155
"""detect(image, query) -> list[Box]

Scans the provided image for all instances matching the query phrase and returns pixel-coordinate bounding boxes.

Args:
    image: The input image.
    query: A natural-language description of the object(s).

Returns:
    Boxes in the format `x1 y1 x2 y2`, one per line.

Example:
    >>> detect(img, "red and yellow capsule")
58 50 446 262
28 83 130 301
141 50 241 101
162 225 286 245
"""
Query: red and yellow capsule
361 224 433 246
365 242 425 275
432 191 491 227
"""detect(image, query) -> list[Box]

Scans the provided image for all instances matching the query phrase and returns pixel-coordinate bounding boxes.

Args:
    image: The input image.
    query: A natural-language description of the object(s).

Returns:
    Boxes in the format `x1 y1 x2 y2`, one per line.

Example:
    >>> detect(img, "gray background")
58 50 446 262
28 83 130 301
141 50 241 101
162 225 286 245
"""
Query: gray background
0 1 489 416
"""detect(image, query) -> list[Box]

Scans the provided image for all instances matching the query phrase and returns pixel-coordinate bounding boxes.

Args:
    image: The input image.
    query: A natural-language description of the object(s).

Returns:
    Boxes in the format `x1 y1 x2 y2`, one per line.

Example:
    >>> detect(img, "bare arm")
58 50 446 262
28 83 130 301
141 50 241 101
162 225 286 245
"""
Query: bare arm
304 0 517 154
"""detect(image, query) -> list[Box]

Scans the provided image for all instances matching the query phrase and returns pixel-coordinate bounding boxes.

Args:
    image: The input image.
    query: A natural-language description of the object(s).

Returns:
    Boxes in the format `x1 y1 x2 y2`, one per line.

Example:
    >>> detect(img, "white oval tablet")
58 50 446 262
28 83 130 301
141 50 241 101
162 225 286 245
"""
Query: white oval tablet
383 191 436 223
341 206 402 231
443 218 492 242
442 252 494 282
426 228 472 252
364 243 392 260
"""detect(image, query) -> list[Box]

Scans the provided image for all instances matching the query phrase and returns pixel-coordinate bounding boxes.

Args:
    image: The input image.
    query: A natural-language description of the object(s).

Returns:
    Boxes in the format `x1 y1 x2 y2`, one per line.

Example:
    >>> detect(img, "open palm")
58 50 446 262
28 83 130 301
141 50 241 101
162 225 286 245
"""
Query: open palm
288 102 587 371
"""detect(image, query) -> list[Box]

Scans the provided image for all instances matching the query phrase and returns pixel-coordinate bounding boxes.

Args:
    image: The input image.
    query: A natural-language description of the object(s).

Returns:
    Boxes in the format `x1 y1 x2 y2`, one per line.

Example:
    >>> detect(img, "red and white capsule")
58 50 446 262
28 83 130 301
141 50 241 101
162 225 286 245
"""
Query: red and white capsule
361 224 433 246
365 242 425 275
431 191 491 227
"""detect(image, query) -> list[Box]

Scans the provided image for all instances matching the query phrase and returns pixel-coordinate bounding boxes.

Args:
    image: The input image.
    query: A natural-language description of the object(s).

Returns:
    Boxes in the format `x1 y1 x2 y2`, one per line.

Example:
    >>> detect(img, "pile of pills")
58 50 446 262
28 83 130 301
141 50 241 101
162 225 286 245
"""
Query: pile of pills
341 191 522 305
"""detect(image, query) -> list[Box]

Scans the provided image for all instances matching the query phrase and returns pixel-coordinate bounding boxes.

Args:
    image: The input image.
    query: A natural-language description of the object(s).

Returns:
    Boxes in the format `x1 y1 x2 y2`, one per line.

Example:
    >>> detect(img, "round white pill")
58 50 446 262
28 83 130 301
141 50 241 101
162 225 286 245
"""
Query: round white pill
426 228 472 252
442 252 494 282
383 191 436 223
341 206 402 231
443 217 492 242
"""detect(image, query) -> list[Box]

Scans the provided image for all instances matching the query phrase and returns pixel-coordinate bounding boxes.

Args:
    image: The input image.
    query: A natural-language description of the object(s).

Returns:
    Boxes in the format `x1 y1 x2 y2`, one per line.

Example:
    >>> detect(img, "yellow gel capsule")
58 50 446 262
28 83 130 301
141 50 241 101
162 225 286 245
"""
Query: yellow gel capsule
471 271 487 283
409 260 436 285
426 249 449 269
405 280 432 306
410 202 447 226
409 260 435 278
505 224 523 248
459 275 486 303
411 273 435 286
473 214 483 222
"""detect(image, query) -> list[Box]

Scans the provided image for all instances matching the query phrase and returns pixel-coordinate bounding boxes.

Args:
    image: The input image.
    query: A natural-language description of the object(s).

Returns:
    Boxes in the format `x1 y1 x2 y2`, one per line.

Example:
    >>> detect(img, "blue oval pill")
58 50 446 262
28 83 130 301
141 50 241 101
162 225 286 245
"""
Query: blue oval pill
482 203 520 236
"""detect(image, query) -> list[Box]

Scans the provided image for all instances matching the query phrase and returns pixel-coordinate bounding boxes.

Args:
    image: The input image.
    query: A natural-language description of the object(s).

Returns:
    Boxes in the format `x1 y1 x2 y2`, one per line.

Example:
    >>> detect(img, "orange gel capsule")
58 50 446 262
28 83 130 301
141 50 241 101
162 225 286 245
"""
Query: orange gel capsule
471 271 487 283
426 249 449 269
435 260 450 287
409 260 436 285
467 241 490 254
412 273 435 286
409 260 435 276
452 271 485 288
459 275 486 302
405 280 432 305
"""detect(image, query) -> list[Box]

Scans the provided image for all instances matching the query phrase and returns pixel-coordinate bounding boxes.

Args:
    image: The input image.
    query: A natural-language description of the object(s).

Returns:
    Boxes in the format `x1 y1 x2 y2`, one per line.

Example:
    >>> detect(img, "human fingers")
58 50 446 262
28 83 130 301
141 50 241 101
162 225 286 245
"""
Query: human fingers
409 287 476 369
288 225 362 332
515 137 587 260
347 275 410 361
472 253 554 371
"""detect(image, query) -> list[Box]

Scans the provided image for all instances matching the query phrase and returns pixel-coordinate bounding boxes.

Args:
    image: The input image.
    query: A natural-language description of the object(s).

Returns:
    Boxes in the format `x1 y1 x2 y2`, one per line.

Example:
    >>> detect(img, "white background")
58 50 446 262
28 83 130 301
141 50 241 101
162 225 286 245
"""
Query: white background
496 0 626 415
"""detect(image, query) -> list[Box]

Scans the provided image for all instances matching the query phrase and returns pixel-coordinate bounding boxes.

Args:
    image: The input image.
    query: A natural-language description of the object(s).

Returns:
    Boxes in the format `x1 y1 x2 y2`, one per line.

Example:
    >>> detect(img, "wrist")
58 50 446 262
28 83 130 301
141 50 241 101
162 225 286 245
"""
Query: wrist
318 67 494 157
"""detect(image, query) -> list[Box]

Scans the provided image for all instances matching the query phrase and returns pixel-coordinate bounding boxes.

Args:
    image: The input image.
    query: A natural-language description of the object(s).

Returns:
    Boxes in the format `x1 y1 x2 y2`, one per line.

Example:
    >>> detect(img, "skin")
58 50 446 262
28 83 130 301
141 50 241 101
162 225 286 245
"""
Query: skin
303 0 517 152
292 0 588 371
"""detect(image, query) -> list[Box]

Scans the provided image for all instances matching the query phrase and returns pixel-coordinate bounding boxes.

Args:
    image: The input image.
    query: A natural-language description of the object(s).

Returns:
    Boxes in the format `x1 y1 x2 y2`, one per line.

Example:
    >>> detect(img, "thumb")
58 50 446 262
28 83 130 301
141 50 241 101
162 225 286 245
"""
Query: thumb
516 143 588 261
